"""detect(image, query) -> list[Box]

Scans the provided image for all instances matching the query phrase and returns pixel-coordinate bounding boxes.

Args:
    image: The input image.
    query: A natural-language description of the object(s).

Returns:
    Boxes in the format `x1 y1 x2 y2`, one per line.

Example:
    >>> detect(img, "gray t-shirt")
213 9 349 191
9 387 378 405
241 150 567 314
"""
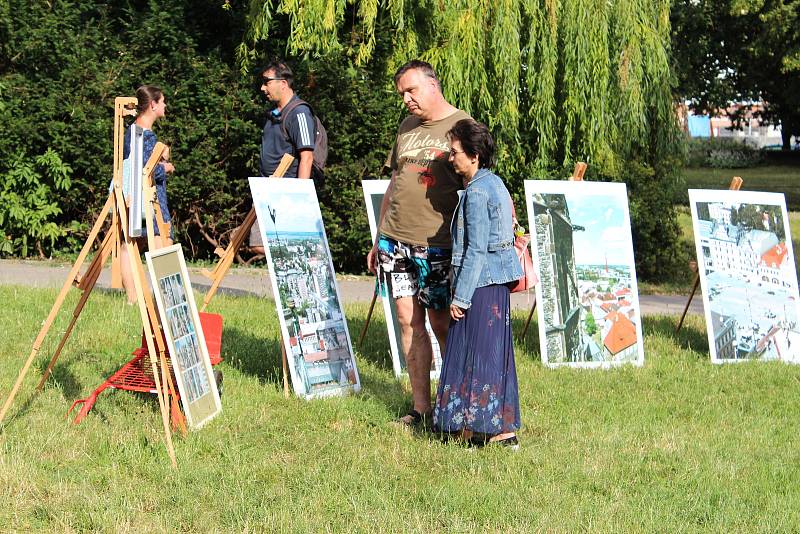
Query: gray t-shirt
381 109 470 247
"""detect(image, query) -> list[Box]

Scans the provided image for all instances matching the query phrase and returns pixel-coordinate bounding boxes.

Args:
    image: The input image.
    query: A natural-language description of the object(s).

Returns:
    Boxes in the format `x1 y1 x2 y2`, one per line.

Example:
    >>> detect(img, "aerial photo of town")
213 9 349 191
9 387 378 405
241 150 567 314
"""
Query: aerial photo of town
250 181 360 397
691 191 800 362
527 182 644 367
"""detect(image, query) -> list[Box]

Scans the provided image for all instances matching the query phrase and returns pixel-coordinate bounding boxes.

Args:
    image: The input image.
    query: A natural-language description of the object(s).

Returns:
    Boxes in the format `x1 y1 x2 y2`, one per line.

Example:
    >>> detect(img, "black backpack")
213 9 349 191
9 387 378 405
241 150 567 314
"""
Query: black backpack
280 98 328 189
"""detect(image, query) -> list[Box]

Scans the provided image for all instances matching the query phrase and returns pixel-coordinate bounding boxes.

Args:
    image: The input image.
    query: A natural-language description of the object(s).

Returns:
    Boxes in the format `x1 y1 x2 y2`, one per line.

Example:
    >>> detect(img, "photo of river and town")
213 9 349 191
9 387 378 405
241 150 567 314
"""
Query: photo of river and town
250 179 361 397
525 181 644 367
690 190 800 363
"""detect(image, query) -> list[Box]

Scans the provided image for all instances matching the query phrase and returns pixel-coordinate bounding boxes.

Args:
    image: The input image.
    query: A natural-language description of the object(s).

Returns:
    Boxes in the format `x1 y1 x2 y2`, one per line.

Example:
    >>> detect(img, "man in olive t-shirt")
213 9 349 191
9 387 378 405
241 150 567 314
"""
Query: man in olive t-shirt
367 60 471 426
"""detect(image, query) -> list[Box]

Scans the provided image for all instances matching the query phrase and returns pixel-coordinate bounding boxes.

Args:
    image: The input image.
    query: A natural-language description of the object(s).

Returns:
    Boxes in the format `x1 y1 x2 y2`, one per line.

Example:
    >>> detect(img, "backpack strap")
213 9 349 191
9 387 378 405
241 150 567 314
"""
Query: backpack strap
279 98 315 144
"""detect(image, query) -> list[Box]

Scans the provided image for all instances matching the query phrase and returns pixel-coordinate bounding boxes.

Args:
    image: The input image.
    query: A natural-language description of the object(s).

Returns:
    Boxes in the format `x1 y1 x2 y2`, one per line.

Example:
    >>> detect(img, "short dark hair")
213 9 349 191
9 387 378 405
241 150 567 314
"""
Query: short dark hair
135 85 163 114
394 59 441 91
261 59 294 88
447 119 496 169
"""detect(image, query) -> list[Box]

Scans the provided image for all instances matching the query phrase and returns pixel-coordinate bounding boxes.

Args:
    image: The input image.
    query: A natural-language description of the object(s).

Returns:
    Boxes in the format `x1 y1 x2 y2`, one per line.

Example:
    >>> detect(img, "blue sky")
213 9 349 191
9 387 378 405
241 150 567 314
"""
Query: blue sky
254 190 324 234
564 194 634 266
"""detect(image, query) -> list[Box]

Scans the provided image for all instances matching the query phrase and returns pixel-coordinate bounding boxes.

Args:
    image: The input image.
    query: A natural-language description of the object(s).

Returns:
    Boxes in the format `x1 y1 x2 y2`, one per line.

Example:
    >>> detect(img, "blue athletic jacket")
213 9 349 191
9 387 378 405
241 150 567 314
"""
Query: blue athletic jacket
450 168 523 309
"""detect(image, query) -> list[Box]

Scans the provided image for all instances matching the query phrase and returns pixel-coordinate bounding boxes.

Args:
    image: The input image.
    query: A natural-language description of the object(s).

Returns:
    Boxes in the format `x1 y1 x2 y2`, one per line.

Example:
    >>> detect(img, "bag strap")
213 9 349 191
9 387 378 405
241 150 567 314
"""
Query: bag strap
279 98 315 143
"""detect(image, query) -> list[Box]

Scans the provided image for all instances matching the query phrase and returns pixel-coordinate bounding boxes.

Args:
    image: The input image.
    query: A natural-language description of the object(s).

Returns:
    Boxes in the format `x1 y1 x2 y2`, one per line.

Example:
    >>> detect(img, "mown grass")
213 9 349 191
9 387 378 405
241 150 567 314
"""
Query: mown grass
3 286 800 531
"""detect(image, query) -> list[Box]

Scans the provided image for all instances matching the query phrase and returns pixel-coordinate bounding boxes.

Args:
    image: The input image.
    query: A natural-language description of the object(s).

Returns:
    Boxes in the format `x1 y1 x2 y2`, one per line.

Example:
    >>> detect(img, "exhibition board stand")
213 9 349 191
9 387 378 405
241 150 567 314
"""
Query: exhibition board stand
0 97 180 468
199 154 295 398
518 162 588 341
675 176 744 334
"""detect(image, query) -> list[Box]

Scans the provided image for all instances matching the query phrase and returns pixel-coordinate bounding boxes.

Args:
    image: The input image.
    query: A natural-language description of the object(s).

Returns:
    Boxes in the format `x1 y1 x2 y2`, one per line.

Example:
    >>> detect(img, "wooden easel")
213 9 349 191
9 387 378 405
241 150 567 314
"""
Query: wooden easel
199 154 295 398
519 162 587 341
0 97 180 468
675 176 743 334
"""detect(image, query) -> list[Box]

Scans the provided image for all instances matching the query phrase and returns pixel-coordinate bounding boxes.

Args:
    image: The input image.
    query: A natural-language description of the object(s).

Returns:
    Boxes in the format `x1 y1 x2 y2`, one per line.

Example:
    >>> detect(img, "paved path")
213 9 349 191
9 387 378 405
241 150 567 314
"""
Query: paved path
0 259 703 316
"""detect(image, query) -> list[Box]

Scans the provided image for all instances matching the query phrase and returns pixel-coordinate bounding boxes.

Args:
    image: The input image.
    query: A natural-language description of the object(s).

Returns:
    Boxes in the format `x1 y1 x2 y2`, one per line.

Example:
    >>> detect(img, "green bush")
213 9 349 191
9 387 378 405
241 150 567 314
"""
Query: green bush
686 137 763 168
0 149 72 257
0 1 685 282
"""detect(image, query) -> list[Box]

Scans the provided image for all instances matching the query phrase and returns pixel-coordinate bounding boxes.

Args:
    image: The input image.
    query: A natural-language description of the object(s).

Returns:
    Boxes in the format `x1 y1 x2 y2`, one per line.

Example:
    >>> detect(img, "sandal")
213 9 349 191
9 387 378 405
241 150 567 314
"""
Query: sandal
490 435 520 451
397 409 431 427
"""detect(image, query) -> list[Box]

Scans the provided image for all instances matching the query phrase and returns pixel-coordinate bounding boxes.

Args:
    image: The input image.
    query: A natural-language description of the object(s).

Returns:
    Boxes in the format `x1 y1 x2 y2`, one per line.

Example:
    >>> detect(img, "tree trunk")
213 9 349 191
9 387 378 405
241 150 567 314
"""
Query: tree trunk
782 123 792 151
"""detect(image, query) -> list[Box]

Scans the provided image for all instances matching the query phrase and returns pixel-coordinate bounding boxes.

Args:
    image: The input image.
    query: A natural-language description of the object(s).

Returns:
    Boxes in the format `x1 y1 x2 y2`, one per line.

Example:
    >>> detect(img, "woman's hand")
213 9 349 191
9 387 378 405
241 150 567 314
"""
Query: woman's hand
450 304 466 321
162 162 175 174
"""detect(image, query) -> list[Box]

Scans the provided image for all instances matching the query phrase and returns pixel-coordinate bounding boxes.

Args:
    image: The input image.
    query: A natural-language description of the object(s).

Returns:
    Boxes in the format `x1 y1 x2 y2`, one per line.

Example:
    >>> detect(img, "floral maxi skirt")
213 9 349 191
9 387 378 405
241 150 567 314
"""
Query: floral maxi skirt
433 284 520 435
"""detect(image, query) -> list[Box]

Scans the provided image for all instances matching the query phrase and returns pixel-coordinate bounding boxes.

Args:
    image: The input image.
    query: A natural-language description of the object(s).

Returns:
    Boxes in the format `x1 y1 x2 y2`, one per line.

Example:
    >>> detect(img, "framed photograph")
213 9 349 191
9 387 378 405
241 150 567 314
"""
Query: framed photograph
688 189 800 363
249 178 361 399
524 180 645 368
361 180 443 379
146 244 222 429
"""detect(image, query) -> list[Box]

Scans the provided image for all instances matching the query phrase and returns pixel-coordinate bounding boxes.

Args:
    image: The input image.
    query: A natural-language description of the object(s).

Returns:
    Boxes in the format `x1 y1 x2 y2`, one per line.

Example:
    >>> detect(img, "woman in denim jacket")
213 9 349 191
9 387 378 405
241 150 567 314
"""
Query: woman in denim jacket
433 119 523 449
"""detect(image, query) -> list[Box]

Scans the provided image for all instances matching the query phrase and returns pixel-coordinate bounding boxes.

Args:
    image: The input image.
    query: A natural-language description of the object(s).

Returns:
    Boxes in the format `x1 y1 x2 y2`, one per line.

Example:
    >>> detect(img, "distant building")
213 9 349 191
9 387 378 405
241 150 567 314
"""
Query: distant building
759 242 793 287
699 209 782 280
710 311 737 360
684 103 786 148
602 311 637 360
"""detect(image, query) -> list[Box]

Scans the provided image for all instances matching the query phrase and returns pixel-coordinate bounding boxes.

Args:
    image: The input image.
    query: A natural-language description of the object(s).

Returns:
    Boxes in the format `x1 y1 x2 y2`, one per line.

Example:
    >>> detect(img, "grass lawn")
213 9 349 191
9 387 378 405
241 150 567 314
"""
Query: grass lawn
2 286 800 531
679 165 800 210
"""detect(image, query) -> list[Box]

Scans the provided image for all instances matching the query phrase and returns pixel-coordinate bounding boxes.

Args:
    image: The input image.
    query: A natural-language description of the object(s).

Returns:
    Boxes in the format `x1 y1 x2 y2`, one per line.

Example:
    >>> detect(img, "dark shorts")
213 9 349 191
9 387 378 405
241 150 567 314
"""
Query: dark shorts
376 235 451 310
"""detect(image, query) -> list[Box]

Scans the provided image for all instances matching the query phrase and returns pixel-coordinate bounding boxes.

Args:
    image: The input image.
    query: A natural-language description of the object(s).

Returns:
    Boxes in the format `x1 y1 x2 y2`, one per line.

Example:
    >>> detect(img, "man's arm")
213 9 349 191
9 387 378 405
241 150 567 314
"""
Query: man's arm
366 171 397 274
297 149 313 179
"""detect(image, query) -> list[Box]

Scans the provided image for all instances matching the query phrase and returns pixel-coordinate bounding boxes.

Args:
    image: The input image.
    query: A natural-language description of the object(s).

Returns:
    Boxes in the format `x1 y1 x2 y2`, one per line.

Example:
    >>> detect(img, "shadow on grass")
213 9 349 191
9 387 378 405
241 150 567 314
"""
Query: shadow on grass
0 355 87 431
513 312 541 362
347 314 394 372
223 326 284 387
643 315 709 355
350 314 415 418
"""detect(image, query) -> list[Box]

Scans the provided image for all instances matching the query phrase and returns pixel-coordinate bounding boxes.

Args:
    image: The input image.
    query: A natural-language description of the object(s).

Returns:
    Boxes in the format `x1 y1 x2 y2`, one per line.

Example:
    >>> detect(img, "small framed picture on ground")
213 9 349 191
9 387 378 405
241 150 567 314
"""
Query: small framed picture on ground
524 180 645 368
250 177 361 399
146 244 222 428
688 189 800 363
361 180 443 379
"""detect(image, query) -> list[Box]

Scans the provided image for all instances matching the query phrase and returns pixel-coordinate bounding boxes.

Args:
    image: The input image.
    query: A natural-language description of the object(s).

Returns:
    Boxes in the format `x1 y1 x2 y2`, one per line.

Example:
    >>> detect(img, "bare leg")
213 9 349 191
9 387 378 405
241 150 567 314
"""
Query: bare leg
426 307 450 358
395 296 433 416
119 244 137 304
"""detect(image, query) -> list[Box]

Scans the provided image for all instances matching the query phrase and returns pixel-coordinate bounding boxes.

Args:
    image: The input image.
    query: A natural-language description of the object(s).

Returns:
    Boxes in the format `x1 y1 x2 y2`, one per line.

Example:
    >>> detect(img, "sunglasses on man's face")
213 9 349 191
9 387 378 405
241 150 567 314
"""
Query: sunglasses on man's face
262 77 286 84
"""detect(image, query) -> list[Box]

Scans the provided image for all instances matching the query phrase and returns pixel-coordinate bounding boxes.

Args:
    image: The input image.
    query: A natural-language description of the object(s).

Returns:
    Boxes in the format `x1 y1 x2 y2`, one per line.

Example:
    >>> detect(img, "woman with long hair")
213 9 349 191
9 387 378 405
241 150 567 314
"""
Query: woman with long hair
120 85 174 303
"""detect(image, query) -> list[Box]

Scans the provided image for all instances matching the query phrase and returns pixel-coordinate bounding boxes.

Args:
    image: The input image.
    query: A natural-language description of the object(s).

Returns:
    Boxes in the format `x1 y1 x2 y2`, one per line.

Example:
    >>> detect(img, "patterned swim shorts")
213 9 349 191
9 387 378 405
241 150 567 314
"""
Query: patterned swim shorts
376 235 451 310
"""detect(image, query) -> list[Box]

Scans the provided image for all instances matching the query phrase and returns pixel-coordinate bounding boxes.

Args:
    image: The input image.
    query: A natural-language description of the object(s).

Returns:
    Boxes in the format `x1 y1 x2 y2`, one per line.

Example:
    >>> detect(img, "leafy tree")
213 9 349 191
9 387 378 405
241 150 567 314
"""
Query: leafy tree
237 0 685 280
671 0 800 149
585 310 598 336
0 0 262 258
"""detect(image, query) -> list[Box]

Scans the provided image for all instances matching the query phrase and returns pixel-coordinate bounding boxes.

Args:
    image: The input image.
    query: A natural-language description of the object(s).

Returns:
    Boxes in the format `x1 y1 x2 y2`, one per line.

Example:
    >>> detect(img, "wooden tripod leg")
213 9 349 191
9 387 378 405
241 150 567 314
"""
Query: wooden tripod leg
200 153 294 312
114 184 177 468
0 193 115 425
36 230 117 390
358 289 379 350
520 299 538 341
200 207 257 312
124 238 178 468
675 274 700 335
281 343 290 398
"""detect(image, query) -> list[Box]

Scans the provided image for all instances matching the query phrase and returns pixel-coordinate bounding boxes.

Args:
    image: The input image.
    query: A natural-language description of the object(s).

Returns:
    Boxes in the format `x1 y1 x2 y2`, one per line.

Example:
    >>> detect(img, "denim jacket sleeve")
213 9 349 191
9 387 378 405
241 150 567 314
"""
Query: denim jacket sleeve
452 186 489 309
